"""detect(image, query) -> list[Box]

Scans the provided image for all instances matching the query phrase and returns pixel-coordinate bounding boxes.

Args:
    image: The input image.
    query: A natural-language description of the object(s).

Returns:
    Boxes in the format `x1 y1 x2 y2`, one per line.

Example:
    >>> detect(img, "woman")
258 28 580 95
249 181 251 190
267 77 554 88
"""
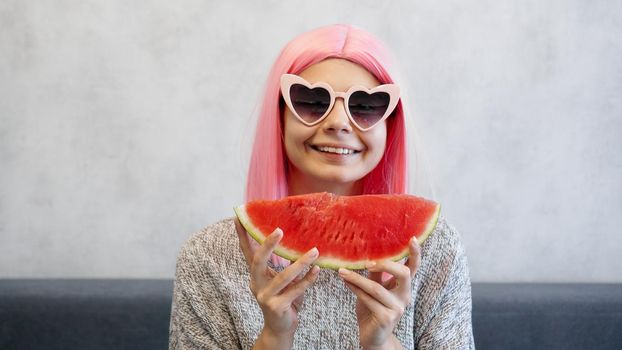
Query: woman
169 24 475 349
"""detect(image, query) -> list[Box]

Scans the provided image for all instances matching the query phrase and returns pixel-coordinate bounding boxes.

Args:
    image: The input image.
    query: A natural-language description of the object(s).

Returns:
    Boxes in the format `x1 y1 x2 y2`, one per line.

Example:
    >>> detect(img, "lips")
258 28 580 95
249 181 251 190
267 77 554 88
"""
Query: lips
310 143 362 155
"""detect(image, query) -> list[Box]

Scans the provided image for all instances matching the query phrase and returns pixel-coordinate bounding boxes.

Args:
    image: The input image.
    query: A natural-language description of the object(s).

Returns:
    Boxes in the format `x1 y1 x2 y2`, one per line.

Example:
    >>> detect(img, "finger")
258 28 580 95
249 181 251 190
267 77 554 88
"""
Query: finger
367 266 384 284
366 260 412 300
279 265 321 304
291 261 309 283
250 228 283 281
263 247 319 296
367 268 391 290
405 237 422 279
343 280 389 316
234 218 254 265
339 268 402 310
292 271 304 283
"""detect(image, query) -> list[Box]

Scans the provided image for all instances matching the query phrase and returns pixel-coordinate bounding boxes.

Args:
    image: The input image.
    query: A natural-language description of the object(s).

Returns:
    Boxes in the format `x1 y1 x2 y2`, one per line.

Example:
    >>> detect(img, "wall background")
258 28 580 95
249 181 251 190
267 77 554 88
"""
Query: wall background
1 0 621 282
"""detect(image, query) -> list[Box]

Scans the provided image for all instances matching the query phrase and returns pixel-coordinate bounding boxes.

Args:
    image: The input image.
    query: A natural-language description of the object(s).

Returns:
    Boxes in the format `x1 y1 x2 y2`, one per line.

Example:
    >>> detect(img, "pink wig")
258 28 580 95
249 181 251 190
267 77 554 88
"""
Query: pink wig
246 24 408 201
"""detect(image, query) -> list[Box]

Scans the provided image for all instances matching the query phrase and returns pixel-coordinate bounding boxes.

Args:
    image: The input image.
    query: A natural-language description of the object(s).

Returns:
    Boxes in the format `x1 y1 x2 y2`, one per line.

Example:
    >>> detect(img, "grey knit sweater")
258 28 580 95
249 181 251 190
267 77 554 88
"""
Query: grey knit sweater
168 215 475 349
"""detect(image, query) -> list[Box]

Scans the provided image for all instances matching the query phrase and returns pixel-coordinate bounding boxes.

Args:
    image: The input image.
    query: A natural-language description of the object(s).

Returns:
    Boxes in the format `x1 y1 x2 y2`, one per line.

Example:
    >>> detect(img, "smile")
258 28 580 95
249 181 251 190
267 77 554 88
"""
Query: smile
310 145 361 155
318 146 354 155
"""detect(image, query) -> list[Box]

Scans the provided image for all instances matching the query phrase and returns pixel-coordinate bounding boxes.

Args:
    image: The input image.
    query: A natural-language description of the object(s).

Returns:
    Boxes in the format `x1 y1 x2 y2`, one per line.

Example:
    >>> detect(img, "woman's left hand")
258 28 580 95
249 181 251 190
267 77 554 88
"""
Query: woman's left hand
339 237 422 350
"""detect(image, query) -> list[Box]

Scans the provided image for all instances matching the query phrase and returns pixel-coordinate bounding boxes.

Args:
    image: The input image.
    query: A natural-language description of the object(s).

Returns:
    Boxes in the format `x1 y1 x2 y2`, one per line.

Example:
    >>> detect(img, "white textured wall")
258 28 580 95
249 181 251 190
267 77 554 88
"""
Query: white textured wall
1 1 621 282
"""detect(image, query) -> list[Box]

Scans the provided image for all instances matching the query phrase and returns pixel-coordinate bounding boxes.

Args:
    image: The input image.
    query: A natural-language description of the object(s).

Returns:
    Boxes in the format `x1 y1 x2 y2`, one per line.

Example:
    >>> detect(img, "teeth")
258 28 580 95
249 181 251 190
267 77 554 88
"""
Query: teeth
317 146 355 155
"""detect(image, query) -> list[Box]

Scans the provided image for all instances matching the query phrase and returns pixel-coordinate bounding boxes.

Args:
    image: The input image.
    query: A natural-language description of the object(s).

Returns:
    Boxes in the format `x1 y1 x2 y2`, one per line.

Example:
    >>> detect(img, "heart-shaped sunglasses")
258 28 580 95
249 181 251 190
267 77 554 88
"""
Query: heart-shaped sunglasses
280 74 400 132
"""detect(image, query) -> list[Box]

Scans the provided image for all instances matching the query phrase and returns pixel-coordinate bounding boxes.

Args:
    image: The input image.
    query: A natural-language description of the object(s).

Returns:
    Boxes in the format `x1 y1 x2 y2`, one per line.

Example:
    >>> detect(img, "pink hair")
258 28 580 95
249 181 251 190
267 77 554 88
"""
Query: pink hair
246 24 408 201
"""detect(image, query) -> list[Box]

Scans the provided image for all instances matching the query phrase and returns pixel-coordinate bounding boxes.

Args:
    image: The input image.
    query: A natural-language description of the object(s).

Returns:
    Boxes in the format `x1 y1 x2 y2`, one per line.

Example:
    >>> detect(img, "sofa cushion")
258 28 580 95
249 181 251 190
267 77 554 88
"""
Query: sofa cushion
0 279 173 350
472 283 622 350
1 280 621 349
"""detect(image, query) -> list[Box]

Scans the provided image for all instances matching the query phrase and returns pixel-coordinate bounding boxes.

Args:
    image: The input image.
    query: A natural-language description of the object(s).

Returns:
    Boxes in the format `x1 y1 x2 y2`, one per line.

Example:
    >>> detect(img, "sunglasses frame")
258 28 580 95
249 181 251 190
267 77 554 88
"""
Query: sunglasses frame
280 73 400 132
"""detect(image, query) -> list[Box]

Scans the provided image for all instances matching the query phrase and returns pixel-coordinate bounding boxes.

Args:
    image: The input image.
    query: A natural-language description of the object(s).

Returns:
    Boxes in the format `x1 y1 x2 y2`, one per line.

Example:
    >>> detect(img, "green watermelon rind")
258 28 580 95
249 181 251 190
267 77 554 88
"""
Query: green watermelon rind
233 202 441 271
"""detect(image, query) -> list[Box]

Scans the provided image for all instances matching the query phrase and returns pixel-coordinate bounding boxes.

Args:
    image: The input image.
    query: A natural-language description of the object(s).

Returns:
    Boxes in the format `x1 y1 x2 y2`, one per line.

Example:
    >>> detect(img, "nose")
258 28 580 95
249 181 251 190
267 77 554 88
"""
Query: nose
322 98 353 133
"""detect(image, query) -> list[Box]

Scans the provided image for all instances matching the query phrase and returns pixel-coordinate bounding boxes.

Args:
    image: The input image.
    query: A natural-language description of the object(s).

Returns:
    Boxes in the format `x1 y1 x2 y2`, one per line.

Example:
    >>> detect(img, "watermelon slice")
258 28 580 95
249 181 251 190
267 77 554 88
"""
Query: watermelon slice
234 192 440 270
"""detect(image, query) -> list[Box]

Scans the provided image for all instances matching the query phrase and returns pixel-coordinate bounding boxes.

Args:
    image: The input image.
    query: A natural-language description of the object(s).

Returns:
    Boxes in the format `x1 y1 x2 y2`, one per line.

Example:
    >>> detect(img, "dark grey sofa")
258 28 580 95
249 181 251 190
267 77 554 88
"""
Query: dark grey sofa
1 280 621 349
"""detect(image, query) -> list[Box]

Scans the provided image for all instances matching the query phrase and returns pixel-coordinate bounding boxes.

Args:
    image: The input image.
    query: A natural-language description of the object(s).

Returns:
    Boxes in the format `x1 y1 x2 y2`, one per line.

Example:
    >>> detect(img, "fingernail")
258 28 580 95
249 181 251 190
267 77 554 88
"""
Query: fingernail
411 237 418 247
308 247 319 258
338 268 350 275
365 261 376 269
311 265 320 275
272 228 283 238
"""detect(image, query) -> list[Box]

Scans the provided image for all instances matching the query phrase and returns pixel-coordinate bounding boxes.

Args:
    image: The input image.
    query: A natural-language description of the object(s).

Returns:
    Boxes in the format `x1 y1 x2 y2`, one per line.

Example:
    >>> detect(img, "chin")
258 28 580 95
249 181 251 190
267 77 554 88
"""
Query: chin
313 171 364 185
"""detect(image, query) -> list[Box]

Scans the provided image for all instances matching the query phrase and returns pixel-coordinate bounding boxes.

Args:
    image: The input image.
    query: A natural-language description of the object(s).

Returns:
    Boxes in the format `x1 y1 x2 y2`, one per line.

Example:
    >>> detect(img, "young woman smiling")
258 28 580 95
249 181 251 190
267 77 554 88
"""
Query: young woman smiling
169 24 475 350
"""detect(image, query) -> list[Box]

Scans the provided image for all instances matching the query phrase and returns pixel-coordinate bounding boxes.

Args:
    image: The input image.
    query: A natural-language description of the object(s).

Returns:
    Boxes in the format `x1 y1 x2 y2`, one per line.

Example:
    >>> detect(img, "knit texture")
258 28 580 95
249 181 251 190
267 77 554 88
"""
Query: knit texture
169 214 475 349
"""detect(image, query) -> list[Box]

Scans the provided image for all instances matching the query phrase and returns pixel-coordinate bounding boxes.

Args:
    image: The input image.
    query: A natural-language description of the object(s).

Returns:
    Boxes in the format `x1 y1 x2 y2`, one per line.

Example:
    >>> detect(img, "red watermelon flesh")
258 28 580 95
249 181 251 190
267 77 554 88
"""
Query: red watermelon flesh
234 192 440 270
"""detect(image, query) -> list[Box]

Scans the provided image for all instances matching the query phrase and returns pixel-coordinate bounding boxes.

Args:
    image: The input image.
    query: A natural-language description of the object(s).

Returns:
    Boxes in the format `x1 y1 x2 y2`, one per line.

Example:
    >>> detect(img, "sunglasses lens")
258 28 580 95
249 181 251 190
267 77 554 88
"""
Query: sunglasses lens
290 84 331 123
348 91 391 129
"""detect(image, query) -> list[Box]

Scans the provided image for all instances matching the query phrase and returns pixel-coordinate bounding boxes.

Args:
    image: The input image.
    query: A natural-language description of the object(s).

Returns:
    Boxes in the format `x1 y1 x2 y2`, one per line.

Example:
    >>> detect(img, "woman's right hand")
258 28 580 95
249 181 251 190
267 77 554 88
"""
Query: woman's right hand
235 218 320 348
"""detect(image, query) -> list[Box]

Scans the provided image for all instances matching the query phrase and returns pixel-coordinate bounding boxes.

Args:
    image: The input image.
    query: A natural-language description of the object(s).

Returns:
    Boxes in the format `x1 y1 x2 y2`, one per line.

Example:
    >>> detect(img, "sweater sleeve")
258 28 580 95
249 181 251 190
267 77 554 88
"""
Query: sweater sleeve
168 231 241 350
416 220 476 350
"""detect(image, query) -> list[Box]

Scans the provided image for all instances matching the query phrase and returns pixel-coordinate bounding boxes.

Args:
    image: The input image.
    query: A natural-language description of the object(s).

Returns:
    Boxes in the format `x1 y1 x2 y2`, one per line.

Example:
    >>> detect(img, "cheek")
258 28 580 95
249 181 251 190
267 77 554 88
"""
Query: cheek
364 124 388 155
283 111 313 151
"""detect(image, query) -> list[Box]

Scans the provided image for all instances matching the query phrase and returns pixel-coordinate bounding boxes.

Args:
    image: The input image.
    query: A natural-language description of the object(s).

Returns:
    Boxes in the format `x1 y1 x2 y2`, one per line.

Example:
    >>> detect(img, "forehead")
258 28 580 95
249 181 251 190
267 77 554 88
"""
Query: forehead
297 58 381 92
